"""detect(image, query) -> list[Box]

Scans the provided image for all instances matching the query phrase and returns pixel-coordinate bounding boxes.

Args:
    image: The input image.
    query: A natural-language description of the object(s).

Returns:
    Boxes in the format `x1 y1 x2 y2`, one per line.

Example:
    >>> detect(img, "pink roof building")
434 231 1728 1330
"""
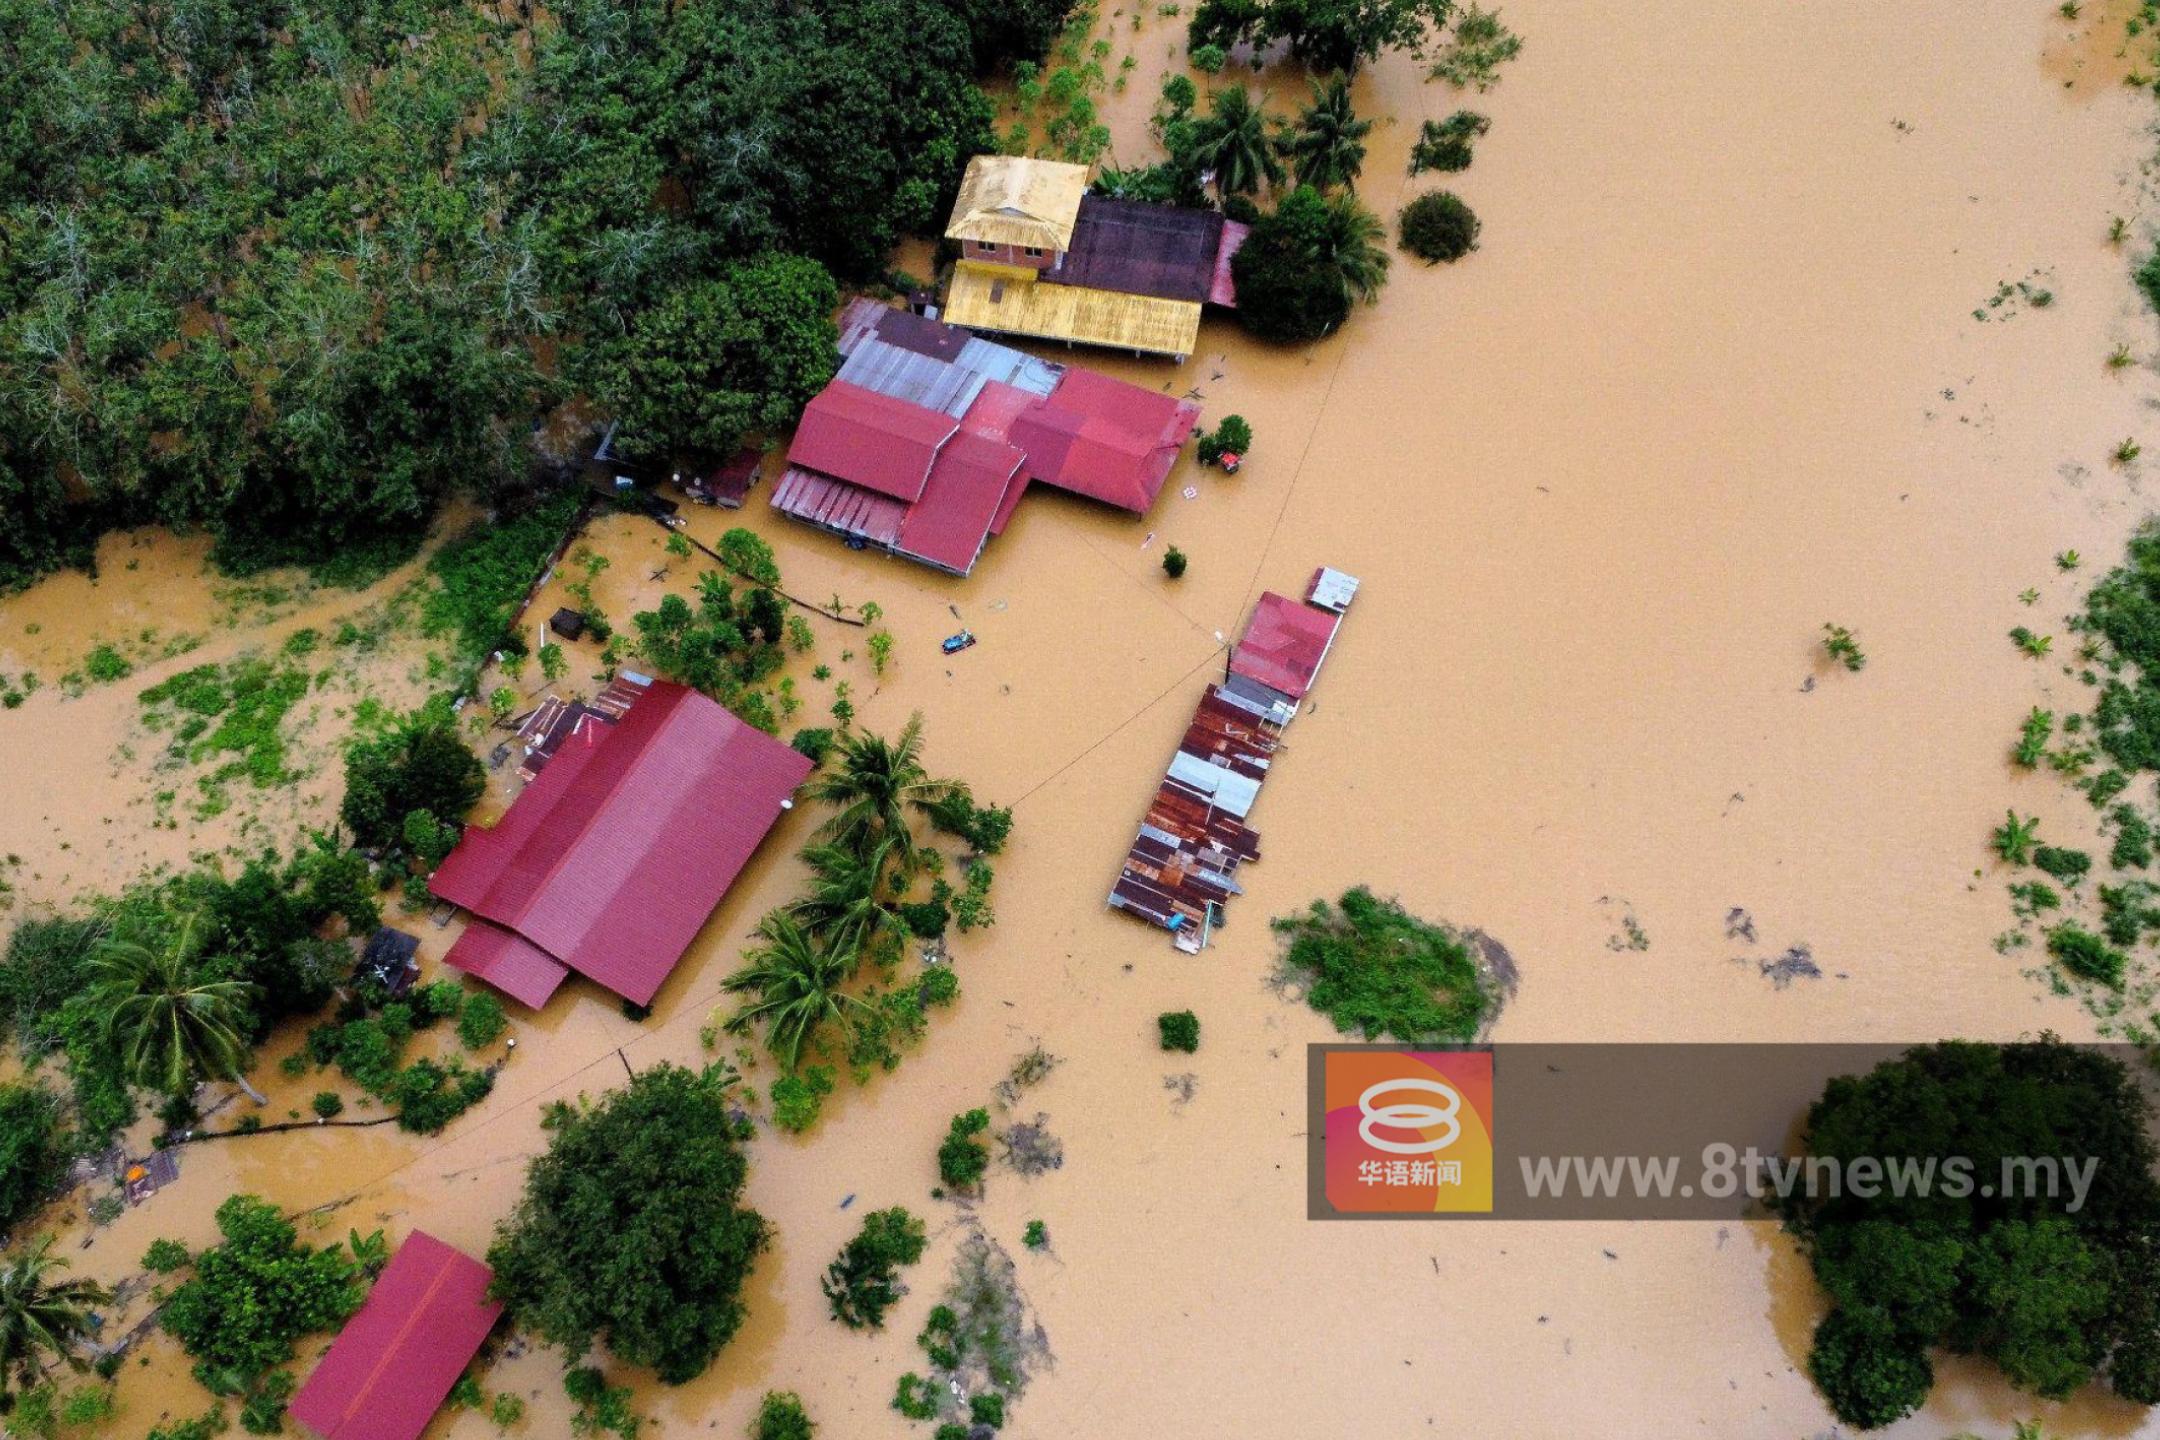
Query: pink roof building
1229 593 1344 701
288 1233 502 1440
434 681 811 1009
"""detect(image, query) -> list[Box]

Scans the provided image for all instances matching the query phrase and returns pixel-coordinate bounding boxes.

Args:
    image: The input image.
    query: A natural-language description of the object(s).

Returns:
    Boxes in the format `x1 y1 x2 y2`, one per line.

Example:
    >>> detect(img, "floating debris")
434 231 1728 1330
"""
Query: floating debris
1724 908 1757 944
1597 896 1650 953
1754 944 1822 989
998 1114 1065 1177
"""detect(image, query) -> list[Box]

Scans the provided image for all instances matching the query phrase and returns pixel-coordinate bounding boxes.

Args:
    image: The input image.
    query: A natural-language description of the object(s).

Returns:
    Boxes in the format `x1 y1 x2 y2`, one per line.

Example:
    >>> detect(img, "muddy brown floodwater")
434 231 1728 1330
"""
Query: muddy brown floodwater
7 1 2160 1437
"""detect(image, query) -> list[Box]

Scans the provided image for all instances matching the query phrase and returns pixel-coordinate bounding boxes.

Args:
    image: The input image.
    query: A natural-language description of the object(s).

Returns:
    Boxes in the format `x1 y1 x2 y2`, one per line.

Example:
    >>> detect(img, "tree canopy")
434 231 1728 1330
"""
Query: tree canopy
1781 1039 2160 1426
0 0 1027 590
1189 0 1455 74
488 1064 769 1385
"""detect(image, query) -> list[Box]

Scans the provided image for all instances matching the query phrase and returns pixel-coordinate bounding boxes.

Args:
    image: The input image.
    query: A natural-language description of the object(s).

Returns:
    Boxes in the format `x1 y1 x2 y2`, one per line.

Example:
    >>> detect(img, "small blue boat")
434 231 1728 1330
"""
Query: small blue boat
941 630 977 654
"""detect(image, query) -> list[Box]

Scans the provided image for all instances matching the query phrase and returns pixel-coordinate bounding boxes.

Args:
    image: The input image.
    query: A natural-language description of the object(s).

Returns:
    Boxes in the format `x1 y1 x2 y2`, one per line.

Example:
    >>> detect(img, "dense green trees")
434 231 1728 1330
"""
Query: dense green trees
341 703 487 858
598 256 839 466
0 1087 64 1244
1781 1039 2160 1426
806 714 969 867
1188 0 1455 74
488 1064 769 1385
0 0 1028 590
1232 186 1391 342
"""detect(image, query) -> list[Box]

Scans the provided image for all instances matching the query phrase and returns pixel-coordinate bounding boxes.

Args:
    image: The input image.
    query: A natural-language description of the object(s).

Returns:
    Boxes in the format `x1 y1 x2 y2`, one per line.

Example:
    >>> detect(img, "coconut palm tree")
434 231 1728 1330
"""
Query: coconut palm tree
790 839 908 963
1278 75 1371 191
88 913 261 1105
1315 189 1391 305
719 912 874 1070
1185 85 1282 199
0 1237 112 1410
805 714 965 866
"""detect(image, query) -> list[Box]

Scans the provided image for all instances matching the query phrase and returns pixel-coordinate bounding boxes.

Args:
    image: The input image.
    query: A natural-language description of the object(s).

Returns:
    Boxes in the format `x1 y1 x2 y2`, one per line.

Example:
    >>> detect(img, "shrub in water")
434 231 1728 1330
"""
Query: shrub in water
1398 192 1479 263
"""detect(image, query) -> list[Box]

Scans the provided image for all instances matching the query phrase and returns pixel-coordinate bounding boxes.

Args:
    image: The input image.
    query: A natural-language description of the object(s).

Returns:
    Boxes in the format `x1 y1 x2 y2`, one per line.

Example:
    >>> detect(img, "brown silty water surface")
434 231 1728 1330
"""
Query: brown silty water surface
7 1 2160 1435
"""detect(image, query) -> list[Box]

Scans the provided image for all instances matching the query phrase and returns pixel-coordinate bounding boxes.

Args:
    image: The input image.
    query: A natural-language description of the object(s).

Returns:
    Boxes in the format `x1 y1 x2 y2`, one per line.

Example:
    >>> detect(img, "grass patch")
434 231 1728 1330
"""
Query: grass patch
1271 887 1496 1042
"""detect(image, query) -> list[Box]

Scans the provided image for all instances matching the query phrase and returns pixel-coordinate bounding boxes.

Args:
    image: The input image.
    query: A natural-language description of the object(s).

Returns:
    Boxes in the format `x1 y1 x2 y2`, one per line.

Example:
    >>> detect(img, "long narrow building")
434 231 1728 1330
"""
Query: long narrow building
1109 568 1359 950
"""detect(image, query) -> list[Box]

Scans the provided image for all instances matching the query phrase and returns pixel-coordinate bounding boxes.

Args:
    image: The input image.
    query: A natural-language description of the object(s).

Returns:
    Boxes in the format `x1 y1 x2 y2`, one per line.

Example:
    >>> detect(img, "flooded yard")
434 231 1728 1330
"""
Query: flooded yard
4 0 2160 1436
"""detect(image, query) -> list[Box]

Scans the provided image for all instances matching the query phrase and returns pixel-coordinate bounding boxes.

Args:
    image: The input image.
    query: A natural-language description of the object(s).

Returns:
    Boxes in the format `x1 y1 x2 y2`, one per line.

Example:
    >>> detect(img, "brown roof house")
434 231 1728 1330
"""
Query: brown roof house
938 156 1248 361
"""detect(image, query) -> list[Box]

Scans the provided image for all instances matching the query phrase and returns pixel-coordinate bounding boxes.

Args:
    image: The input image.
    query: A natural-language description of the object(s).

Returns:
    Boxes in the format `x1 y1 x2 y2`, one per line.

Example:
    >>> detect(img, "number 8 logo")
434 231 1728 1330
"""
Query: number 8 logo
1357 1078 1462 1155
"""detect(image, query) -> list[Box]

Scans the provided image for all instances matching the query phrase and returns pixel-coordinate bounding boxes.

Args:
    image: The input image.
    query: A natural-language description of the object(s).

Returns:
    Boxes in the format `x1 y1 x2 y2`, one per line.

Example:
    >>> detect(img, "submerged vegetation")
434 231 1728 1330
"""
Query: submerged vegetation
1272 887 1496 1041
1782 1039 2160 1426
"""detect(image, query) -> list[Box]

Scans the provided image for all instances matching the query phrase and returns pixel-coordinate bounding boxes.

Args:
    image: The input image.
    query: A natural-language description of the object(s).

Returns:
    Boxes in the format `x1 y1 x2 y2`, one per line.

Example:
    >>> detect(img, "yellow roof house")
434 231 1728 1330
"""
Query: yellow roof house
945 155 1088 252
941 155 1204 359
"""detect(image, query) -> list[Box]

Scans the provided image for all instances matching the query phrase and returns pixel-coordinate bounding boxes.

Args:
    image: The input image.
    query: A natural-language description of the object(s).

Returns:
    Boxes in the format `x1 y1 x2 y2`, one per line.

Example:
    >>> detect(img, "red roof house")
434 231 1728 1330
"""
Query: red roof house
770 302 1201 575
1007 367 1199 513
785 381 958 502
1229 593 1344 701
434 681 812 1009
289 1232 501 1440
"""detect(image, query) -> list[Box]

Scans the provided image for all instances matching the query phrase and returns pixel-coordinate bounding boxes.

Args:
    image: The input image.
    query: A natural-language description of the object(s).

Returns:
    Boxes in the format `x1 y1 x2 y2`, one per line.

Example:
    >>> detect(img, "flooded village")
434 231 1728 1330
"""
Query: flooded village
4 1 2160 1438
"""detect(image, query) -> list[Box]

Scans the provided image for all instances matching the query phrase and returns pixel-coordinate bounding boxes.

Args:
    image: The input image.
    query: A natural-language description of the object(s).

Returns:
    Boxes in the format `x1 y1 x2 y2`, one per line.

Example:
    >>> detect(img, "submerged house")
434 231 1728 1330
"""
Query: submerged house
770 299 1200 575
1110 568 1359 950
937 156 1248 361
433 680 811 1010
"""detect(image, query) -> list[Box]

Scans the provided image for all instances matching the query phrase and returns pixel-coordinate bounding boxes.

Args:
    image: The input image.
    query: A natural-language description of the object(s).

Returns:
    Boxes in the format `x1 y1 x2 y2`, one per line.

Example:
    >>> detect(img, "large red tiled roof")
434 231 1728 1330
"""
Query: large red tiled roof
440 919 568 1010
785 380 958 503
432 681 811 1008
1229 593 1342 700
288 1232 501 1440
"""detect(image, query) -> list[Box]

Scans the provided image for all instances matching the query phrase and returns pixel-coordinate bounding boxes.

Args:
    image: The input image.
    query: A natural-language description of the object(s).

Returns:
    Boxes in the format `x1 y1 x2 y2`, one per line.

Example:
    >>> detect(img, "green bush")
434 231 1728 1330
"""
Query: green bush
2033 845 2092 888
1272 888 1492 1042
457 992 508 1050
1023 1220 1048 1250
1191 41 1227 71
1807 1308 1933 1430
1408 110 1490 173
143 1237 192 1273
1157 1010 1200 1053
771 1067 836 1135
2047 923 2127 987
751 1391 814 1440
1162 546 1189 579
161 1194 365 1388
822 1207 928 1329
341 703 485 855
1398 191 1479 263
790 728 836 764
0 1083 66 1240
938 1108 991 1188
970 1391 1005 1428
310 1091 344 1120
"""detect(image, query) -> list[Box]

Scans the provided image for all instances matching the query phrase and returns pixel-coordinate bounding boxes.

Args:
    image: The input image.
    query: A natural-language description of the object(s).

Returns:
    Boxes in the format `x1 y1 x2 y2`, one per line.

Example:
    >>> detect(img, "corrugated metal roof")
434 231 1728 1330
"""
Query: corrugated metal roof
1166 751 1262 817
1008 368 1201 513
837 337 991 418
785 381 957 502
896 432 1026 575
942 265 1202 359
431 682 811 1008
1052 196 1225 304
288 1233 501 1440
1228 593 1342 701
946 156 1088 251
1308 566 1361 613
442 920 569 1009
